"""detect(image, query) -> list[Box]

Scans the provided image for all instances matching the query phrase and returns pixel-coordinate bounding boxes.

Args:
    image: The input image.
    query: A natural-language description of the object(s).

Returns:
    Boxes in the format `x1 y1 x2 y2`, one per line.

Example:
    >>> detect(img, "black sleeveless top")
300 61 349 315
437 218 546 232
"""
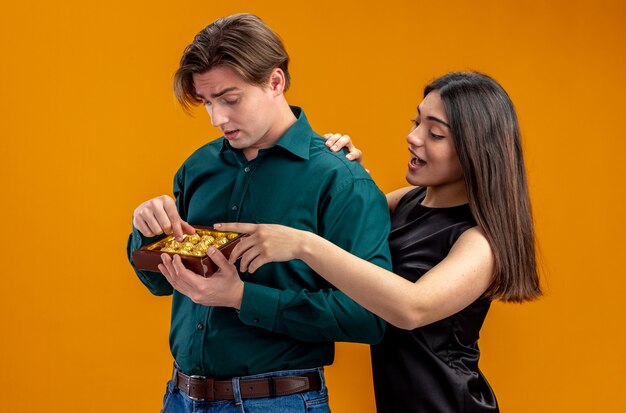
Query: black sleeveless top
370 187 499 412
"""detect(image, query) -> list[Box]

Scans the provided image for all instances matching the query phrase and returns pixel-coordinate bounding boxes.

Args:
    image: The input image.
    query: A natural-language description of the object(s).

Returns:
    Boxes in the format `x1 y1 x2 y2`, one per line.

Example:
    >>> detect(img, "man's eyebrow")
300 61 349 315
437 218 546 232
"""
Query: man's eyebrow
195 87 240 100
417 106 451 128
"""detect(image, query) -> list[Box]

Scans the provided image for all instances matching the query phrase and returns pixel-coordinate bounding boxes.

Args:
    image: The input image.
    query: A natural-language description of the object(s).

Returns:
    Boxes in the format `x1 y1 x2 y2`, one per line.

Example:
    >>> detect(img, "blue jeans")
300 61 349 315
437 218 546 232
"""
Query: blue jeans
160 367 330 413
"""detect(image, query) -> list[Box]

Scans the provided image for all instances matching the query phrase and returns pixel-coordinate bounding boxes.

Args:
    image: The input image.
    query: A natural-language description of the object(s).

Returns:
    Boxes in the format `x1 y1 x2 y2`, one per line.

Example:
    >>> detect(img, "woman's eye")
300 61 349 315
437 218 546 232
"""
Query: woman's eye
430 131 445 140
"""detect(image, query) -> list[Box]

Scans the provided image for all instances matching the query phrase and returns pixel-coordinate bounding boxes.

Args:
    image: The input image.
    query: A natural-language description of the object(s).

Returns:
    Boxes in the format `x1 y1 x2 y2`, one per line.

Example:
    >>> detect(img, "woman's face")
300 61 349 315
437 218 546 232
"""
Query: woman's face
405 91 464 189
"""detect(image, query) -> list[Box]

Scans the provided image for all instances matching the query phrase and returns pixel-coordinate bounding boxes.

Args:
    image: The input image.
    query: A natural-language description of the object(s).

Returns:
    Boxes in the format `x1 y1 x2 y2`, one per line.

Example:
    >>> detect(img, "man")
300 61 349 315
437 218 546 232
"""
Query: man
127 13 391 412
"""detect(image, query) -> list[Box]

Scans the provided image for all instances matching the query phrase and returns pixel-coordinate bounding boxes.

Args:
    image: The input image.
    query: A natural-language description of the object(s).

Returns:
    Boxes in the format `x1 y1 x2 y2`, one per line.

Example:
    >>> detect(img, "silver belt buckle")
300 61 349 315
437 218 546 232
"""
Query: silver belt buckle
187 375 206 401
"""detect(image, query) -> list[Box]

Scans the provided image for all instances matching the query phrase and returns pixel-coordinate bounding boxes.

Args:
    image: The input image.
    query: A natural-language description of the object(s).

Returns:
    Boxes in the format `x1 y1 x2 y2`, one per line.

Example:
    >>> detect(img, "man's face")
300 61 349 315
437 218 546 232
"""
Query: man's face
193 66 280 157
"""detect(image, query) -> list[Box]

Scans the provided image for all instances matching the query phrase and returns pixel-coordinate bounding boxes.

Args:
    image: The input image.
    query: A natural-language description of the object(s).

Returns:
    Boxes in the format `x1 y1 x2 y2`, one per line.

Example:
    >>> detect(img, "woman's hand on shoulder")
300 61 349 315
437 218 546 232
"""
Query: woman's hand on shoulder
323 133 365 166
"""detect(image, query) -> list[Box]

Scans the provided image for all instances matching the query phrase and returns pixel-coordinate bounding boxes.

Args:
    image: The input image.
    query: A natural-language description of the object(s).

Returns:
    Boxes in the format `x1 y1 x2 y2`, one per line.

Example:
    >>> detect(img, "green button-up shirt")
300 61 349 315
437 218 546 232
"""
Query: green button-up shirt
127 107 391 377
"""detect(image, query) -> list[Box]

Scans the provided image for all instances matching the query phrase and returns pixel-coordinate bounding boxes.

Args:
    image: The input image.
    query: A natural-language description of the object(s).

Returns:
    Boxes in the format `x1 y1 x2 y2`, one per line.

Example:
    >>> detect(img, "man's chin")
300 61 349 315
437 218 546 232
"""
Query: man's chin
228 141 248 149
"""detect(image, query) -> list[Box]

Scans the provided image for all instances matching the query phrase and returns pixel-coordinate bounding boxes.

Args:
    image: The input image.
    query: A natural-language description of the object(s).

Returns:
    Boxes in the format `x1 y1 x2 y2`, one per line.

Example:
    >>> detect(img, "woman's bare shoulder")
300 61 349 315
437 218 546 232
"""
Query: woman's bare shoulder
386 186 417 213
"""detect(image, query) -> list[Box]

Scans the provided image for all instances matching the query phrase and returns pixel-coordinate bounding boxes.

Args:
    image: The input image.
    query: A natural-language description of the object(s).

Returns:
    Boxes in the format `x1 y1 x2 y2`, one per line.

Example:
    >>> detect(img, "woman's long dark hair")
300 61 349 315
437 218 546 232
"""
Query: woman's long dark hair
425 72 541 302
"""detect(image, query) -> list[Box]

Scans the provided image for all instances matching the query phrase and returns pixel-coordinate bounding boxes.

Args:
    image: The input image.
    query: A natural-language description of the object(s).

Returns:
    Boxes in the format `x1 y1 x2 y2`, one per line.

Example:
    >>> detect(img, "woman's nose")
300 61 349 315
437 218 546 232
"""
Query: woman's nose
406 127 424 146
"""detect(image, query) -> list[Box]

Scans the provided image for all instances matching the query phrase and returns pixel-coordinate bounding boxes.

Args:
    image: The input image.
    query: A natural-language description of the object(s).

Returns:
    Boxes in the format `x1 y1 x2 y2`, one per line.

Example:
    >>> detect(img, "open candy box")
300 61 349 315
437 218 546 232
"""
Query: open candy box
131 226 244 277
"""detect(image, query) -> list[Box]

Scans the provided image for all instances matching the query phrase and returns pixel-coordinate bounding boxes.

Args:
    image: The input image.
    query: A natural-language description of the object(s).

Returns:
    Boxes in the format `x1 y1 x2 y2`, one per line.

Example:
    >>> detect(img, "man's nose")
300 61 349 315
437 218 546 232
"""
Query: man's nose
208 105 228 127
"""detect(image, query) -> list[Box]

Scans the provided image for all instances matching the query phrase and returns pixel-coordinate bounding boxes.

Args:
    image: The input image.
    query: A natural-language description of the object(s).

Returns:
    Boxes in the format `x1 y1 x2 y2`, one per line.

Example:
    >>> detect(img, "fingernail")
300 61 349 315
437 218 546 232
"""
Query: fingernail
213 223 222 228
346 154 353 160
331 145 337 151
207 247 216 255
326 140 332 146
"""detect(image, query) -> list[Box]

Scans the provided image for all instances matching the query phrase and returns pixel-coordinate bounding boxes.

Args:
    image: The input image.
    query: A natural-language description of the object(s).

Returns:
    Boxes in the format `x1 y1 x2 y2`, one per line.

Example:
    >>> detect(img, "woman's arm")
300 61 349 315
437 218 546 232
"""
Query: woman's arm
219 223 494 330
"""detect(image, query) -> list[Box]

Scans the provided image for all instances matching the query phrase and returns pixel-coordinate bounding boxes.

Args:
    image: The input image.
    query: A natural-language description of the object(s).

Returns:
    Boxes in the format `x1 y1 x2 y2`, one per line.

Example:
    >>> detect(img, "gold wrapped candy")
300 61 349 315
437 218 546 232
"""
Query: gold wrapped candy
154 228 241 257
187 234 201 243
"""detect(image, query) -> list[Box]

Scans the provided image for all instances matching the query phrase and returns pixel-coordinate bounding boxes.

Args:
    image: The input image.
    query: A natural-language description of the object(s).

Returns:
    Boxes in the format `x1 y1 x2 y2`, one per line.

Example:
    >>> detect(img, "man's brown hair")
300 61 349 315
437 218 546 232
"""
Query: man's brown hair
173 13 290 112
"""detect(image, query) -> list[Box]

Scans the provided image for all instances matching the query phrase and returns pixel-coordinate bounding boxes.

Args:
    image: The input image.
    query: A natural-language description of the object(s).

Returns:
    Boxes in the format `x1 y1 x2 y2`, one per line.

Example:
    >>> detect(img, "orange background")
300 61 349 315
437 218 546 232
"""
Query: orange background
1 0 625 411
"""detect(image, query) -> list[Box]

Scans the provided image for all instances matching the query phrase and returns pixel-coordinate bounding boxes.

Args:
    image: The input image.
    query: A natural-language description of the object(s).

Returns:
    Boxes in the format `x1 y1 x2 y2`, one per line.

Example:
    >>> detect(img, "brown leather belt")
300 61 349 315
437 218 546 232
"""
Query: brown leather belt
175 369 322 401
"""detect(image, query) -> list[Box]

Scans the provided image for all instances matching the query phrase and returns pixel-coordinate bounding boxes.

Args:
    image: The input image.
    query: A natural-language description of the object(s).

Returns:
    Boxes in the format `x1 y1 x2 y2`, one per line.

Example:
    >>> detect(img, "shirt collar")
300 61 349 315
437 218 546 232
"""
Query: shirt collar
219 106 312 160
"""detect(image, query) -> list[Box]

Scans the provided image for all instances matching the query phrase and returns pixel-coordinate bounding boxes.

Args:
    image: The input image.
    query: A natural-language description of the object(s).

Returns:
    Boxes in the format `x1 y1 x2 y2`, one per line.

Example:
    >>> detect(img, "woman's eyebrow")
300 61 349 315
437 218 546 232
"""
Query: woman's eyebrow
417 106 451 128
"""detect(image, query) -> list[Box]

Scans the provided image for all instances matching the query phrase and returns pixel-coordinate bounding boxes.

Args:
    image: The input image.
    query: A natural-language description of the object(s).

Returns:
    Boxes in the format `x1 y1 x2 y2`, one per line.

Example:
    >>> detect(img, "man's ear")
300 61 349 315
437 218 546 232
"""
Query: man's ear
268 68 286 95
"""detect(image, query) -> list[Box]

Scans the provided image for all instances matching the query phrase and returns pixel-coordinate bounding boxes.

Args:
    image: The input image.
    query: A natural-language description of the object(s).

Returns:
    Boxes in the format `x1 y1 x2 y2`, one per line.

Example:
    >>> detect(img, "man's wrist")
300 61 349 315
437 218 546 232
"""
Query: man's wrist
231 280 244 310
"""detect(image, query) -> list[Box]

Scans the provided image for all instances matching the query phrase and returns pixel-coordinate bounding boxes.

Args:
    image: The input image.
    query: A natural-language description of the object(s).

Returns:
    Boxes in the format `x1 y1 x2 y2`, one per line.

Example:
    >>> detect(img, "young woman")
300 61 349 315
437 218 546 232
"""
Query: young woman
215 72 542 412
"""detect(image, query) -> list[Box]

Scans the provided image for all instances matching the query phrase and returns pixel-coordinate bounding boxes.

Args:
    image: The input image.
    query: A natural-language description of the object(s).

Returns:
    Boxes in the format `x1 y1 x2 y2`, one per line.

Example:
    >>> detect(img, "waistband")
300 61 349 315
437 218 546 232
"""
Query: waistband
173 366 323 401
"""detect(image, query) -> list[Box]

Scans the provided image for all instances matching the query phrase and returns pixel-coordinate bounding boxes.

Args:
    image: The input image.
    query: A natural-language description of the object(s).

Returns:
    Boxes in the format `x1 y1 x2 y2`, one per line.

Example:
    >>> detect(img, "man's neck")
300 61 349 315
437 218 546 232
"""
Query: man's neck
243 102 297 161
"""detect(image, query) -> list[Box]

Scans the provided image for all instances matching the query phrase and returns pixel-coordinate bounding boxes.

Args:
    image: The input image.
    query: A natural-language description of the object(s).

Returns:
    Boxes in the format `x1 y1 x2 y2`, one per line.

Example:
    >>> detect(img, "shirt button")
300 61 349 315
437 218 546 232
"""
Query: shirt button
244 166 250 173
232 205 238 211
197 323 204 330
252 317 259 323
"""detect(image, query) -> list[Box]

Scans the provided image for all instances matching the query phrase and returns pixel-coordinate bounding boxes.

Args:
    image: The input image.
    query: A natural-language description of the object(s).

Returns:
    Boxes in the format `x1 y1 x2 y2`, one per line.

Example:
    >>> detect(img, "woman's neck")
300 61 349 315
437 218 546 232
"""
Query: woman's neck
421 181 468 208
